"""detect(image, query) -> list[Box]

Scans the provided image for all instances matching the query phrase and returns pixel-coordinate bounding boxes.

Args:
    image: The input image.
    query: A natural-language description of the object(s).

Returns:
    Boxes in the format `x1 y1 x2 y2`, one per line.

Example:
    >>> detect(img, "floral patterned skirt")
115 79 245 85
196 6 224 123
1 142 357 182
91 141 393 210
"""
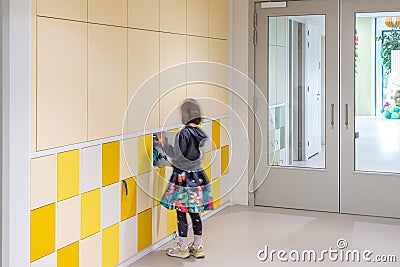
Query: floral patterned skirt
161 169 214 213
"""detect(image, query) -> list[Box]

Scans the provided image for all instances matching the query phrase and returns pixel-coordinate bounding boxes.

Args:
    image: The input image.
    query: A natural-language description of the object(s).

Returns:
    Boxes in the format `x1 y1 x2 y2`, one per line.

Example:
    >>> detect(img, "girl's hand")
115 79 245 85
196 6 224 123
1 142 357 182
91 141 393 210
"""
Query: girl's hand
156 132 166 146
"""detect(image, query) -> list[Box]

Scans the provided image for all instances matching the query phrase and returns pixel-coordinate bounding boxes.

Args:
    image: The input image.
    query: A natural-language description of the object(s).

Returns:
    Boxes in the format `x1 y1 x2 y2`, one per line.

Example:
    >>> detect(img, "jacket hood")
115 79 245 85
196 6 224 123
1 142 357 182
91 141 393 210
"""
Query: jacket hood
185 126 208 144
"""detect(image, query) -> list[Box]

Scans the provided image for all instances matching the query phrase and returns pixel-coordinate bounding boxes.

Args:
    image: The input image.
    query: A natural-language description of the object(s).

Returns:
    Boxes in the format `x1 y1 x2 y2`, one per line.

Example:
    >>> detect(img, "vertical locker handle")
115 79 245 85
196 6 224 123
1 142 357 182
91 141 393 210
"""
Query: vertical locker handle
345 104 349 129
331 104 334 129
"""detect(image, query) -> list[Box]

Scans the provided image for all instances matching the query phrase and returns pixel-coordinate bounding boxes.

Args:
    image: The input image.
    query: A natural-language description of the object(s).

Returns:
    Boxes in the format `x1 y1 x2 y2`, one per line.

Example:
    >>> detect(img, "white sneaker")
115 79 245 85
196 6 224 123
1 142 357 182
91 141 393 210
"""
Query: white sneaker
166 237 190 259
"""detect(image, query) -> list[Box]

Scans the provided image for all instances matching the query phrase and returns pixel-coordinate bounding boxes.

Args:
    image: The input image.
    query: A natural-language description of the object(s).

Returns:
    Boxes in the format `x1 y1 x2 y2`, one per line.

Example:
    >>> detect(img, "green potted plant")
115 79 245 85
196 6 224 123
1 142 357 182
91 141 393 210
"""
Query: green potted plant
376 30 400 74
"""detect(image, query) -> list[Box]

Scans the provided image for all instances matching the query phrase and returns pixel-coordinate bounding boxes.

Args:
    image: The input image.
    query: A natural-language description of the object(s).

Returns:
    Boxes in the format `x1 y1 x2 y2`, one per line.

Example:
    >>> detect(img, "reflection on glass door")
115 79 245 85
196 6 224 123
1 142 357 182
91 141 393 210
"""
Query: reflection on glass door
268 15 326 169
355 12 400 173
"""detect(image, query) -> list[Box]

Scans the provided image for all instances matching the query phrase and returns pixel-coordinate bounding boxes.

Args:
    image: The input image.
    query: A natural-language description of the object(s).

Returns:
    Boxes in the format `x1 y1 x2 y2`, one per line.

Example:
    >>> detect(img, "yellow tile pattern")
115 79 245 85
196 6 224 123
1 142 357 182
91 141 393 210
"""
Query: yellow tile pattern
212 120 221 150
138 209 152 252
121 177 137 221
81 189 101 239
30 204 56 262
30 118 231 266
202 151 211 180
57 150 80 201
57 242 79 267
137 134 152 175
102 223 120 267
221 145 230 175
212 178 221 209
167 209 178 235
153 167 166 206
102 141 120 187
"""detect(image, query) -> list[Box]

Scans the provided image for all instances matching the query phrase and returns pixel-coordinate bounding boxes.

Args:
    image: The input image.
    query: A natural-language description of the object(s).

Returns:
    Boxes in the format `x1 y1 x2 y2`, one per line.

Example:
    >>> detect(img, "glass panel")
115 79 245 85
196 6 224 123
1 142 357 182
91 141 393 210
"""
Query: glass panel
268 15 326 169
355 12 400 174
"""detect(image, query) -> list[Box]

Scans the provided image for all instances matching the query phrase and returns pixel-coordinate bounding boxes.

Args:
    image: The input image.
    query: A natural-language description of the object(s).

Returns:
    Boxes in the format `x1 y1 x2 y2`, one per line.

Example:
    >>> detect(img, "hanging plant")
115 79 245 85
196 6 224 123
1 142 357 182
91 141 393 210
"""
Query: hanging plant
375 30 400 74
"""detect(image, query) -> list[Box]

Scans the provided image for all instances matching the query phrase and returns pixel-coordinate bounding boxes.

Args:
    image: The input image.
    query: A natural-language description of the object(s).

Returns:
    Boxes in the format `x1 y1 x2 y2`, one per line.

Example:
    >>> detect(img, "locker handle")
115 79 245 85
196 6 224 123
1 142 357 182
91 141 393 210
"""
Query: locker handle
331 104 334 129
345 104 349 129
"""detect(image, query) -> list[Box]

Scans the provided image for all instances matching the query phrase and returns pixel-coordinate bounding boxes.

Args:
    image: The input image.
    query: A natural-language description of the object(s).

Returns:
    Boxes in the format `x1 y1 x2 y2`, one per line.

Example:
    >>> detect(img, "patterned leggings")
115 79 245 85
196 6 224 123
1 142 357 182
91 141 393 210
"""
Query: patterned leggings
177 211 203 237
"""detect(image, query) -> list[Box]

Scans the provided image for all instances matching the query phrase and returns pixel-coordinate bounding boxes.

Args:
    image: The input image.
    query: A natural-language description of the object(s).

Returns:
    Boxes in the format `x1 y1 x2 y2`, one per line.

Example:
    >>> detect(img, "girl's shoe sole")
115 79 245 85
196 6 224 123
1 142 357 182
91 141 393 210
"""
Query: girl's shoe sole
166 251 190 259
190 252 205 258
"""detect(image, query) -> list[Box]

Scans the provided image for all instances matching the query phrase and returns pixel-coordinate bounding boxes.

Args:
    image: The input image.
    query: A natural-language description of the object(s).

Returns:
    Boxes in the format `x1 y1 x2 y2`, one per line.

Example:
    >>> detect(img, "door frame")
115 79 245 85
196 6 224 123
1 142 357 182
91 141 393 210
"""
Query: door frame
341 0 400 218
249 0 340 212
249 0 400 219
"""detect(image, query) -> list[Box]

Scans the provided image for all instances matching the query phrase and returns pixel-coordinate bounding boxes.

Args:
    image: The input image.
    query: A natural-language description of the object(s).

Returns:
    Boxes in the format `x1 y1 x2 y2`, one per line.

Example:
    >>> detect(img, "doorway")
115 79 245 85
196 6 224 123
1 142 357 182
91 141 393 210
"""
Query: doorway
253 0 339 213
252 0 400 218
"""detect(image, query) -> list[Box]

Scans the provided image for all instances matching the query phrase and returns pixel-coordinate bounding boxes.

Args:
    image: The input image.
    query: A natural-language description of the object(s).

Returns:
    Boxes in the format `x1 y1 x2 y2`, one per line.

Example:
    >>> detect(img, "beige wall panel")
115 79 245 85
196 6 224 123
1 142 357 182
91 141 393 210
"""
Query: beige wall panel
160 33 186 72
128 0 159 31
208 85 229 117
160 0 186 34
160 86 186 127
37 0 87 21
127 29 159 133
160 33 187 126
32 0 37 152
31 155 57 210
121 137 138 180
209 0 228 39
209 38 228 66
220 117 230 147
88 25 127 140
209 39 229 116
153 205 168 242
137 172 153 214
187 36 209 117
187 0 208 37
37 18 87 150
187 84 209 119
88 0 127 26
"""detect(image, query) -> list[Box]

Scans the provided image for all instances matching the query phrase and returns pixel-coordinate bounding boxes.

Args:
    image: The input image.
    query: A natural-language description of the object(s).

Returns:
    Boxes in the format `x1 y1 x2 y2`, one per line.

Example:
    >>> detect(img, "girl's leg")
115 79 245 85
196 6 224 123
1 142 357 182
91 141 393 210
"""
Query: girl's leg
166 210 190 258
188 213 205 258
177 210 189 237
189 213 202 236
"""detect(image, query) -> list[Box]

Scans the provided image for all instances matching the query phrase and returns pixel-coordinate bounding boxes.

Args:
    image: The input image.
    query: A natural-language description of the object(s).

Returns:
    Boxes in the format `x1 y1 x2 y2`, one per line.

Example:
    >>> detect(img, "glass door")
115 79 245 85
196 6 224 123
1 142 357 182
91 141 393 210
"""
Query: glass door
341 0 400 218
253 0 339 212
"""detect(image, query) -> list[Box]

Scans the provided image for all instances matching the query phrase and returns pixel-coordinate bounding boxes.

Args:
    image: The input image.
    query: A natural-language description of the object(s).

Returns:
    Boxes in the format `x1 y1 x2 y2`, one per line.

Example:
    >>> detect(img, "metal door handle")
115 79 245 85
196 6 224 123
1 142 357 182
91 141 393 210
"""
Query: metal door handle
345 104 349 129
331 104 334 129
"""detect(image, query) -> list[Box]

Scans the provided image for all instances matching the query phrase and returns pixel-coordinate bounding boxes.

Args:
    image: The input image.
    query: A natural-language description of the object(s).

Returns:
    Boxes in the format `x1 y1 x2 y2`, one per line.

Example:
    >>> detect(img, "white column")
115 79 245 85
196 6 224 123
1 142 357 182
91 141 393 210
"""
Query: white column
2 0 31 266
231 0 250 205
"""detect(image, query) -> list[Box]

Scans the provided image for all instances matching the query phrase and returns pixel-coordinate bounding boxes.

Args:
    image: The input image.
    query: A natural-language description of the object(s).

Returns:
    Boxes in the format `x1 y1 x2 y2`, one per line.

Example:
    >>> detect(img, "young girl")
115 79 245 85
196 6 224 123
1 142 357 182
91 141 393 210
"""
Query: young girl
159 98 213 259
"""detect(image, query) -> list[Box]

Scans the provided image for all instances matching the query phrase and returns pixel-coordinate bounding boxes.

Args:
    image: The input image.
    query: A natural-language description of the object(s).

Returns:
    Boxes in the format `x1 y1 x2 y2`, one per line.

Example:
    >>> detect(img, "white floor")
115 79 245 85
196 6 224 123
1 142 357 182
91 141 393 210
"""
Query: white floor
290 116 400 173
355 116 400 174
293 145 325 169
129 205 400 267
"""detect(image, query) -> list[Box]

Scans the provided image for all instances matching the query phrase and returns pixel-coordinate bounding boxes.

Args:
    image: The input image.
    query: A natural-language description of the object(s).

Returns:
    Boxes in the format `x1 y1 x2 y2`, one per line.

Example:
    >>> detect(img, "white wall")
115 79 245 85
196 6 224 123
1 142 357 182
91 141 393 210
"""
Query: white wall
231 0 250 205
2 0 31 266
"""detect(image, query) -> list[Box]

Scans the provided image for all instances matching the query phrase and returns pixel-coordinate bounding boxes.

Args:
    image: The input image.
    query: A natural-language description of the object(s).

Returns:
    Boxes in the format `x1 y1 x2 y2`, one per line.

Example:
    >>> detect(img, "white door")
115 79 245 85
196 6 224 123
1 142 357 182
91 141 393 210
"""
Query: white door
305 24 322 159
341 0 400 218
252 0 339 212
